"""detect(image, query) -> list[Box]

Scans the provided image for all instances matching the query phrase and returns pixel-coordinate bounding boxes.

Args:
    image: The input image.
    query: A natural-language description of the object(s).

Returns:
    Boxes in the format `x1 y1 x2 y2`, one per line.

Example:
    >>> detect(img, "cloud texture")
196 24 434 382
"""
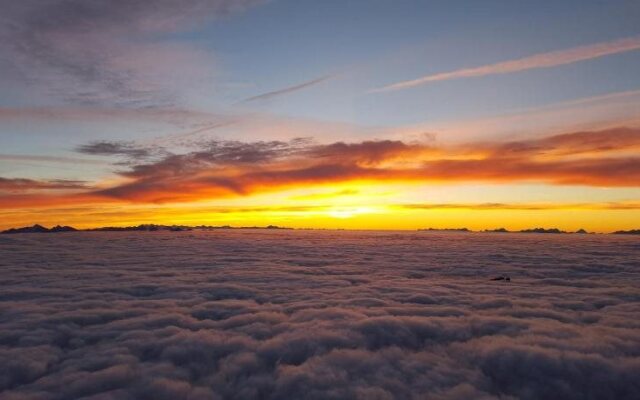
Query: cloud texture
1 230 639 399
0 0 262 106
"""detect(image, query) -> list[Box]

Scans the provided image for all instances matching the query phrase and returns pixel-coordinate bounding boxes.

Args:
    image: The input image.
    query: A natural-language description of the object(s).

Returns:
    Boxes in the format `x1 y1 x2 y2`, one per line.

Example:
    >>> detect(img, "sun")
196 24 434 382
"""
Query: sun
326 206 375 219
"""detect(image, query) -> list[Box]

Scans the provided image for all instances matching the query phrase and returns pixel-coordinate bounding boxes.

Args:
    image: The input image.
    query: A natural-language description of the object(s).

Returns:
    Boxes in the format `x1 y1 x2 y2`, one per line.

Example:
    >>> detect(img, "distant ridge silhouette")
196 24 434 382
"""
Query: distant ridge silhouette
0 224 630 235
612 229 640 235
519 227 565 234
417 228 470 232
1 224 291 234
484 228 509 233
417 227 593 234
1 224 76 234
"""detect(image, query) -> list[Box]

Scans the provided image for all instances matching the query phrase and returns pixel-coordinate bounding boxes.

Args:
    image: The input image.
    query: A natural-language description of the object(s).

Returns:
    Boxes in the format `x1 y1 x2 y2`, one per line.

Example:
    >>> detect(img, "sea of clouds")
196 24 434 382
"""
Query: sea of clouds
1 230 639 399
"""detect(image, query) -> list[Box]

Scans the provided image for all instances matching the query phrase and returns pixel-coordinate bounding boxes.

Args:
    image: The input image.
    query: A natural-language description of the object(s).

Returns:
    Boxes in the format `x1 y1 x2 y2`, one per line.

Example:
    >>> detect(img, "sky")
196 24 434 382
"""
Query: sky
1 0 640 231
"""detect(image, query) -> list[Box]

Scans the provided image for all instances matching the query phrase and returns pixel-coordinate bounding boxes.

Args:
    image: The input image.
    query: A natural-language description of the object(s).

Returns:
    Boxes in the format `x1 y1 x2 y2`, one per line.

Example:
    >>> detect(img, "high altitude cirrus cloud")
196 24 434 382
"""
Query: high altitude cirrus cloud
0 0 263 106
373 35 640 92
240 75 334 104
1 126 639 208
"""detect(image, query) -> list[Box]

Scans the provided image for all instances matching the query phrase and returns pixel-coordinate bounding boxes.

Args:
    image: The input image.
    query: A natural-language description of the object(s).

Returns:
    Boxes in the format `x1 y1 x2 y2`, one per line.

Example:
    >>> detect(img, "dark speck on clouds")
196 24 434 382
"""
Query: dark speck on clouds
1 231 639 399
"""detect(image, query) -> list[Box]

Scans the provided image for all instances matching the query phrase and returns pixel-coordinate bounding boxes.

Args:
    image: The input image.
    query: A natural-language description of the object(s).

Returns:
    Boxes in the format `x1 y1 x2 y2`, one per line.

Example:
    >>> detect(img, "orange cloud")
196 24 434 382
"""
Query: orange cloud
473 127 640 157
2 127 640 209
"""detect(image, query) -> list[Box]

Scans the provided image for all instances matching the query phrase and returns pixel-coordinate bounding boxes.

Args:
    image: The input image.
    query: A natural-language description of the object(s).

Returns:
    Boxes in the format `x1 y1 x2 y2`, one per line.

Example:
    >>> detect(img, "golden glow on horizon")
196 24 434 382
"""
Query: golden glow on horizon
1 204 639 233
2 181 639 233
3 126 640 233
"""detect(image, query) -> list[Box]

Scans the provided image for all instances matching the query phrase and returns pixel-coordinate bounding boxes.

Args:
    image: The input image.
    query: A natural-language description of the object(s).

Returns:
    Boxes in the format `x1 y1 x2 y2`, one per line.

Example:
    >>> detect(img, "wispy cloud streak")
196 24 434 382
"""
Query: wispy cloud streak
374 36 640 92
241 75 332 103
0 154 106 165
0 177 87 192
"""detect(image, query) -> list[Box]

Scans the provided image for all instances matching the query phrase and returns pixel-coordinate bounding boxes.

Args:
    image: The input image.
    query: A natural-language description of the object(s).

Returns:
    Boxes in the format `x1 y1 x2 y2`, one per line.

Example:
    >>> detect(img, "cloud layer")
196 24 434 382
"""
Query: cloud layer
1 230 639 399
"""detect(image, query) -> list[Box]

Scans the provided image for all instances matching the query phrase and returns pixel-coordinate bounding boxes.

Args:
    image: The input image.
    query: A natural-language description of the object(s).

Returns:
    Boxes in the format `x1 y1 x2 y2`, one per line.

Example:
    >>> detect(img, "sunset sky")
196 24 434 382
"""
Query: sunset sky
1 0 639 231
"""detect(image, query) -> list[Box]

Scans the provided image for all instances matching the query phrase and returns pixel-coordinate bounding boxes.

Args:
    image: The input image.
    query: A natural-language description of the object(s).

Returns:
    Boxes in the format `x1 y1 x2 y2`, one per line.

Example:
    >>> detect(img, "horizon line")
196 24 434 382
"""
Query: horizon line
2 223 638 235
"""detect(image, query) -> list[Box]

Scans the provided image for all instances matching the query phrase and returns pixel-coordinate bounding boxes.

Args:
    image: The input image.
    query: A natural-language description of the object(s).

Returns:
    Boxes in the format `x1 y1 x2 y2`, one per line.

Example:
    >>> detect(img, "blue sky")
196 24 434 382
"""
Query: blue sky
206 0 640 124
2 1 639 148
